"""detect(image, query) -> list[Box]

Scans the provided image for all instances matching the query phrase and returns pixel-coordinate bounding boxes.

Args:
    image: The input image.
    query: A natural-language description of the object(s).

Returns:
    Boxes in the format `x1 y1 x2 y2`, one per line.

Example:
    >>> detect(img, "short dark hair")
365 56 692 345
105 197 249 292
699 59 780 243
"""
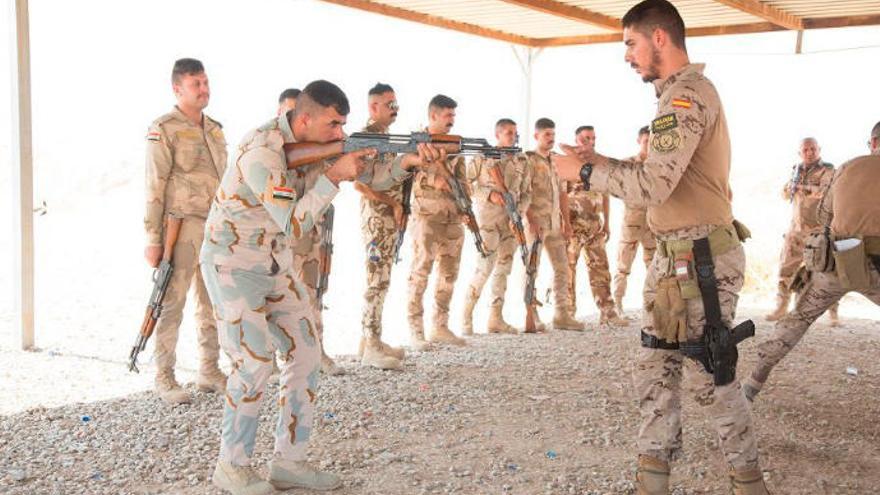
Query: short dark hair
872 121 880 140
429 94 457 111
622 0 687 50
535 118 555 131
278 88 301 104
575 125 594 135
298 80 350 116
369 83 395 96
495 118 517 129
638 125 650 136
171 58 204 84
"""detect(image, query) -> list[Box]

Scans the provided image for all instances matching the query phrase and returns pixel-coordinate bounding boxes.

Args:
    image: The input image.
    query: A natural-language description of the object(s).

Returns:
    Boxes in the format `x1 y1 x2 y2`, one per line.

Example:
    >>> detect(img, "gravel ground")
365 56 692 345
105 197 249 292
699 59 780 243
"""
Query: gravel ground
2 307 880 495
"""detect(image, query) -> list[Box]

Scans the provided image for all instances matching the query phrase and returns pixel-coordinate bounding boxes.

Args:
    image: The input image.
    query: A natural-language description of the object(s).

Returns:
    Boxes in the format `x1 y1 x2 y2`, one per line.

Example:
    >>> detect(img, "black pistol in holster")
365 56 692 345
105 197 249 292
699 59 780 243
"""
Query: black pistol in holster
678 237 755 386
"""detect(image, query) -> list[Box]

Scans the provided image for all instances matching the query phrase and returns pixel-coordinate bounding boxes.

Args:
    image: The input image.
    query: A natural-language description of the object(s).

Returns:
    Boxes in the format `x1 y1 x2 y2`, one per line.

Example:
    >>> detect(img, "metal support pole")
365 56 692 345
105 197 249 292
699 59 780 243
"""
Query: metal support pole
795 30 804 54
511 46 542 150
10 0 35 350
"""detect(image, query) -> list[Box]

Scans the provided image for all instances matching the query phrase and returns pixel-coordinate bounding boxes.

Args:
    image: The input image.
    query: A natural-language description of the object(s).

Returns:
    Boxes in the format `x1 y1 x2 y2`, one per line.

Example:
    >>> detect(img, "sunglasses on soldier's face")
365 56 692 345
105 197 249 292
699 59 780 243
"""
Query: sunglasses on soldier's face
386 101 400 112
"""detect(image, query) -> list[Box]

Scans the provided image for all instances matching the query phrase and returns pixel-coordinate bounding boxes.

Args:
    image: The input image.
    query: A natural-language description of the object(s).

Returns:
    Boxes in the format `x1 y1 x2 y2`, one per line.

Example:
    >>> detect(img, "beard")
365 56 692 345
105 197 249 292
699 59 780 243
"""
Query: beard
639 47 662 82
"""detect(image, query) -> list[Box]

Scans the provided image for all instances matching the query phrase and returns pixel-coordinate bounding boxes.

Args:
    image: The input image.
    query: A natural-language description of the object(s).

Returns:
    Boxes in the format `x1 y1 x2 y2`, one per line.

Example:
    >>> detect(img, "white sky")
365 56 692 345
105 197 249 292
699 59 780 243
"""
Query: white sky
2 0 879 349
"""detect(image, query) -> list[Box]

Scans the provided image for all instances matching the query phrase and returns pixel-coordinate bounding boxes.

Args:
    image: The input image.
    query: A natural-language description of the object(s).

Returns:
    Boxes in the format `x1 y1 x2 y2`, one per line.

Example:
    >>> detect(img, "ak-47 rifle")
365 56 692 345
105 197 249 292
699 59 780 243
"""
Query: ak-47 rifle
129 213 184 373
392 176 414 264
524 236 543 333
283 132 521 168
434 160 487 258
486 161 528 266
316 205 334 309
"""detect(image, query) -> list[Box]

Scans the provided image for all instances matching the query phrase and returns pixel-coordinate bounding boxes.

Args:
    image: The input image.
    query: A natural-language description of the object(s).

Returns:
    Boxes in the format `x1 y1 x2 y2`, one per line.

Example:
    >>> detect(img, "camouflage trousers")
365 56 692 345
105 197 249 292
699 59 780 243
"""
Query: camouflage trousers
775 228 838 313
750 263 880 389
291 229 326 348
775 229 806 295
613 206 656 304
360 208 397 339
636 227 759 470
525 227 573 314
408 218 464 330
465 220 517 310
567 225 614 315
153 216 219 373
201 263 320 466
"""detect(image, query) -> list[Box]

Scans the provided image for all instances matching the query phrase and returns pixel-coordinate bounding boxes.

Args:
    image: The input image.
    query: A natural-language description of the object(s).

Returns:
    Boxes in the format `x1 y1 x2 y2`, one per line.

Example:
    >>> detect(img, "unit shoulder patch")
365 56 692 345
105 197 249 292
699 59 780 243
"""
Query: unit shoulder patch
651 113 678 133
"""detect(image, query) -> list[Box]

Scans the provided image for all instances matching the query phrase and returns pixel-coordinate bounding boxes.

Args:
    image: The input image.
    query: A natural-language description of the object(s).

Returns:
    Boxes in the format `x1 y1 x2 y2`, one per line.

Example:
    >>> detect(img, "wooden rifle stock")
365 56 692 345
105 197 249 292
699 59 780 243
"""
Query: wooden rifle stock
284 141 345 168
129 214 183 373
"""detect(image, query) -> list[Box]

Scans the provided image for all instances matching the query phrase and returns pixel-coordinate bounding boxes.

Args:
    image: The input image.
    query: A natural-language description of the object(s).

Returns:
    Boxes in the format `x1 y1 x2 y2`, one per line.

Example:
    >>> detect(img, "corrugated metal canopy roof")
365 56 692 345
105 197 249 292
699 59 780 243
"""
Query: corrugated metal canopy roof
320 0 880 47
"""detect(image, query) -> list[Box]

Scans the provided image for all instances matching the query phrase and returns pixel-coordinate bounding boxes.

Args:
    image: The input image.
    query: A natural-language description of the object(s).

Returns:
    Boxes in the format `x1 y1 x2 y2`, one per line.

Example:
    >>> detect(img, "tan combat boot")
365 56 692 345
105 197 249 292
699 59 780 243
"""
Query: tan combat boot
155 369 190 405
408 317 433 351
553 309 586 331
361 337 404 371
764 293 789 321
212 460 275 495
197 363 228 394
321 351 345 376
269 459 341 491
614 297 625 318
600 308 629 328
357 337 405 360
461 296 477 337
729 468 770 495
428 313 466 346
635 455 670 495
487 305 517 334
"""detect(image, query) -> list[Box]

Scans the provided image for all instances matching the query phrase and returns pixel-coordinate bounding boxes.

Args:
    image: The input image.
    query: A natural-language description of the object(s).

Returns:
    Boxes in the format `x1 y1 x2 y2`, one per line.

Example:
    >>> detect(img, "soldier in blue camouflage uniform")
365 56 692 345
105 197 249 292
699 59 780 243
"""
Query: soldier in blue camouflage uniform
200 80 433 495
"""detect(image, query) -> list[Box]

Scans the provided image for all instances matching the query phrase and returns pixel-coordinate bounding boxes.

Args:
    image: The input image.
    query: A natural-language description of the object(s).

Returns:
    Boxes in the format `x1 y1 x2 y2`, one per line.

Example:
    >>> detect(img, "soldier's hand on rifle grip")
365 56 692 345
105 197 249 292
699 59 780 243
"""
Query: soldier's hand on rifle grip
144 245 163 268
326 148 376 185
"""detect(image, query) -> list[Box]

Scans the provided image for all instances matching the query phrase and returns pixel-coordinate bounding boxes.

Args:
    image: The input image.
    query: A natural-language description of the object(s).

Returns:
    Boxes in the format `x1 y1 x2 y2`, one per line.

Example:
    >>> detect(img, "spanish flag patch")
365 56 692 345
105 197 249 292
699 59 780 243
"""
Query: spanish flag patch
146 132 161 142
671 98 691 109
272 187 295 201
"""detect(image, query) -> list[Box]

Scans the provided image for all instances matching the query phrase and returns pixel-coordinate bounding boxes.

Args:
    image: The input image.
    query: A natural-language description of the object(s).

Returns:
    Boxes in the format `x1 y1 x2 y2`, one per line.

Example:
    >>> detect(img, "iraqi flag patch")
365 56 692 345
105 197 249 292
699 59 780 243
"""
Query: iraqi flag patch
146 132 161 142
272 187 295 201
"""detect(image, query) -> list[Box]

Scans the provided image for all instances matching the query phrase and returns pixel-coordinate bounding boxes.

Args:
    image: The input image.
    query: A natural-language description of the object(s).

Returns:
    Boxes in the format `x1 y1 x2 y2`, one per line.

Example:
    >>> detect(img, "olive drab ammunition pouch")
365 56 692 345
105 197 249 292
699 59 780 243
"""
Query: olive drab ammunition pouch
833 237 872 291
645 224 755 386
803 228 834 273
732 219 751 243
651 277 688 344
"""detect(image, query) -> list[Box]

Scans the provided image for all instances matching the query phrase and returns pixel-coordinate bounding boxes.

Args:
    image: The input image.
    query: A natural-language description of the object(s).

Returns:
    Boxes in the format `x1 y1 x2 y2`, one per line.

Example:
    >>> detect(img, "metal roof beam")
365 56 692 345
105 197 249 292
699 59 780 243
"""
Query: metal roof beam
711 0 803 30
499 0 621 31
318 0 538 46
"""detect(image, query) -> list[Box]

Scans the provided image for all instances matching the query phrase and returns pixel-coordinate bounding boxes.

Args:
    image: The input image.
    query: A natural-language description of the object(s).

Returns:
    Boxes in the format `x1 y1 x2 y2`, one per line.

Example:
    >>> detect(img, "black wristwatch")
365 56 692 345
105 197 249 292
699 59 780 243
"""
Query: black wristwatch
579 163 593 191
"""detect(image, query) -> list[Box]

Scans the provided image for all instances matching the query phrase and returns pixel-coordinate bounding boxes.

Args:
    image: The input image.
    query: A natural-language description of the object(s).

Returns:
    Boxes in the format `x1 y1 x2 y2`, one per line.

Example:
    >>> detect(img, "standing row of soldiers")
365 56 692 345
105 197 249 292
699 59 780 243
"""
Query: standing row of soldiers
140 1 879 494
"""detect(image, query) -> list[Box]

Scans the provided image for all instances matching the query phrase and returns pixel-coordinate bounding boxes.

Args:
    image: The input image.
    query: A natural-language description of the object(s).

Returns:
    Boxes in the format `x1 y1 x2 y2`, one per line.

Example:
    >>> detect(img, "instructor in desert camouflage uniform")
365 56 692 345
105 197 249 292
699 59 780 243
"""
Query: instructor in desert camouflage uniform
462 118 531 335
765 137 838 325
554 2 769 493
744 122 880 402
143 58 227 405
